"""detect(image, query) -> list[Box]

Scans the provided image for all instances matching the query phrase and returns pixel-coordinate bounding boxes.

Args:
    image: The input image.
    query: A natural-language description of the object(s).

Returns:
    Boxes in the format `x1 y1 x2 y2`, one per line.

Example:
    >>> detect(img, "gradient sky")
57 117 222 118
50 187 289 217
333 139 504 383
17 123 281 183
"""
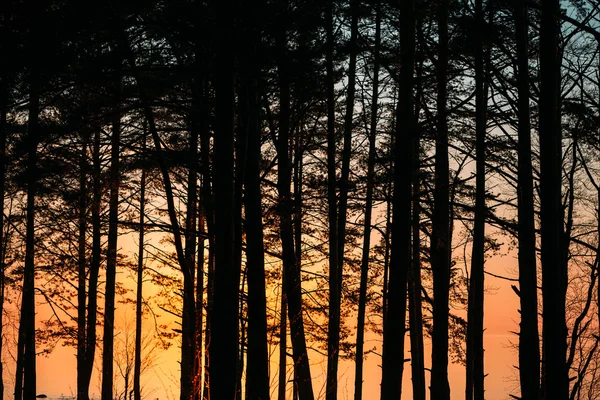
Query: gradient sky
31 241 523 400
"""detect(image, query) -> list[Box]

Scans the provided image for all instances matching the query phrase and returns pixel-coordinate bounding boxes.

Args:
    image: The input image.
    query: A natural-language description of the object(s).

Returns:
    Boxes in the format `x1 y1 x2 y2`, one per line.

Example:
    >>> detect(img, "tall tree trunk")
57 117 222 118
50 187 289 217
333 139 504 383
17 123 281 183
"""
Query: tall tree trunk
354 2 379 398
539 0 567 398
514 1 541 398
293 128 304 400
324 0 341 397
208 0 239 397
101 83 121 400
234 85 247 400
276 9 314 399
408 23 425 400
182 90 199 400
380 0 415 397
83 129 102 398
237 271 247 400
195 207 206 400
200 132 214 400
326 0 358 396
16 41 40 400
466 0 486 399
0 64 7 400
430 0 451 398
77 133 89 400
278 270 288 400
243 16 270 397
133 137 147 400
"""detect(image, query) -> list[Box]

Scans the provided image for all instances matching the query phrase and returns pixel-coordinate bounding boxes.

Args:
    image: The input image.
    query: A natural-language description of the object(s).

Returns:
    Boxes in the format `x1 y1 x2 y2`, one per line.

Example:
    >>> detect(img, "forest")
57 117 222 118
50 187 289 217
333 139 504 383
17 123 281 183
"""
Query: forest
0 0 599 398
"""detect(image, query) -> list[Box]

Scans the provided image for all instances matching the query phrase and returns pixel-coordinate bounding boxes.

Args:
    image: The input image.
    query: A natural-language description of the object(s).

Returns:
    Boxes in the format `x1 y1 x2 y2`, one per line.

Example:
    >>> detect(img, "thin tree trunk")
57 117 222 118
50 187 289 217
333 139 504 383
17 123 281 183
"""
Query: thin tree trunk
0 66 7 400
195 207 206 400
182 91 199 400
278 269 288 400
514 1 541 398
430 0 451 397
133 137 147 400
408 26 425 400
83 129 102 398
354 2 380 398
101 82 121 400
16 44 40 400
276 9 314 398
324 0 341 396
234 84 247 400
539 0 568 398
327 0 359 395
380 0 415 397
237 271 247 400
466 0 486 398
77 133 89 400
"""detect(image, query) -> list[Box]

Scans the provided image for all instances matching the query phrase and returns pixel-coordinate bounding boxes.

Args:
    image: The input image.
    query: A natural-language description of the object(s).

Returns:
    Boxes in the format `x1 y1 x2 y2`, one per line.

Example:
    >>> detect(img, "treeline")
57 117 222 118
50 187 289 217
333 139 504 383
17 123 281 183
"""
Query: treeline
0 0 599 399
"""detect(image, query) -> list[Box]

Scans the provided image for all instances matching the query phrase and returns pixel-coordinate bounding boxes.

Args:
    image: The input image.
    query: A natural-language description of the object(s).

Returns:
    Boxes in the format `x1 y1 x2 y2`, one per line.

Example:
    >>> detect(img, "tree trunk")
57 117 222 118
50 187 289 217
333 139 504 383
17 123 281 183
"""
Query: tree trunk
466 0 486 399
82 129 102 398
208 0 239 397
182 88 199 400
234 83 247 400
539 0 568 398
326 0 358 395
0 65 7 400
276 10 314 399
101 83 121 400
514 1 541 398
278 269 288 400
380 0 415 397
408 23 425 400
77 133 89 400
133 136 147 400
195 207 206 400
243 18 270 398
324 0 341 397
354 2 379 398
430 0 451 398
16 43 40 400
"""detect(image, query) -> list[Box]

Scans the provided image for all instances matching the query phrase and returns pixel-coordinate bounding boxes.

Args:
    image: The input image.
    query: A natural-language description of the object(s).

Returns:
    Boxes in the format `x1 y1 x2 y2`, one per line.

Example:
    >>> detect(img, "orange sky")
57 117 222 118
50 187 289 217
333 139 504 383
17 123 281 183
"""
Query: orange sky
31 243 523 400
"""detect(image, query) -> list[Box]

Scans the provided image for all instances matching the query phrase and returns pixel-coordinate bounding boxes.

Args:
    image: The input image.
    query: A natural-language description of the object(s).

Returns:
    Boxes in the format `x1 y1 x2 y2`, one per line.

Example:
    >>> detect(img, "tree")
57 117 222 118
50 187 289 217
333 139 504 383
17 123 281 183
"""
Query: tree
514 1 541 398
380 0 415 398
430 0 451 397
539 0 568 398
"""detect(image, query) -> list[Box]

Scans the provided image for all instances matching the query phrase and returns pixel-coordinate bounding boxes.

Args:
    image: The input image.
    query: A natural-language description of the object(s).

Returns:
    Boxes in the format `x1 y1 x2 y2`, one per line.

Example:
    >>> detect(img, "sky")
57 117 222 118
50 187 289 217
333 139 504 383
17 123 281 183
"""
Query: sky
30 241 524 400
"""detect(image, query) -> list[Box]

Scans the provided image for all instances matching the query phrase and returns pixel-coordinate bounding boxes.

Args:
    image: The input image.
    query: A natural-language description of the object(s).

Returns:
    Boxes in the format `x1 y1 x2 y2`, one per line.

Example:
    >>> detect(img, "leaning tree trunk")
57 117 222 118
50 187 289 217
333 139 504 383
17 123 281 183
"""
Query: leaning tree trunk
354 2 379 398
430 0 451 398
466 0 486 398
380 0 415 398
514 1 541 398
539 0 568 398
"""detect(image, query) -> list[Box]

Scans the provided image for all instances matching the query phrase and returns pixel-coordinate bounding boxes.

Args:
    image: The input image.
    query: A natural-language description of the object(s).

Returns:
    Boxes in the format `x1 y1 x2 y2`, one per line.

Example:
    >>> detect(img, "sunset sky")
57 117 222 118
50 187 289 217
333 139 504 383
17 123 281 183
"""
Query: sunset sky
31 237 524 400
